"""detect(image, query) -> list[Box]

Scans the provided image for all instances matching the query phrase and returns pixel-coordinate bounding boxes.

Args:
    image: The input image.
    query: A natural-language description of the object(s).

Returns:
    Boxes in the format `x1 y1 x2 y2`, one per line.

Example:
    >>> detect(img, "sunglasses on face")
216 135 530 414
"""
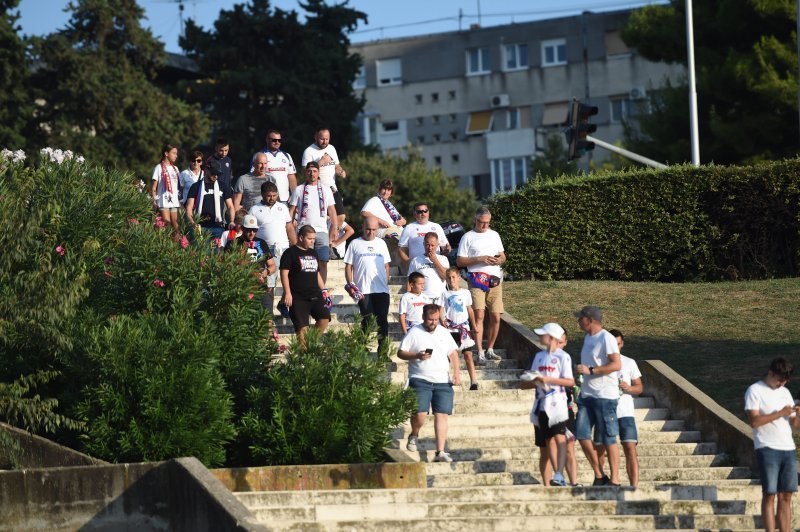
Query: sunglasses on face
415 209 429 214
193 159 202 163
243 228 257 232
270 138 282 143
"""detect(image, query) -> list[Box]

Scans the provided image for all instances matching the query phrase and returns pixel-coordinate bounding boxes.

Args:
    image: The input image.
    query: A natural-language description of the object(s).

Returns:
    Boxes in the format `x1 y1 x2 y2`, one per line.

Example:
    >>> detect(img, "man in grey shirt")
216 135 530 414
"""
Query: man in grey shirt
233 152 270 212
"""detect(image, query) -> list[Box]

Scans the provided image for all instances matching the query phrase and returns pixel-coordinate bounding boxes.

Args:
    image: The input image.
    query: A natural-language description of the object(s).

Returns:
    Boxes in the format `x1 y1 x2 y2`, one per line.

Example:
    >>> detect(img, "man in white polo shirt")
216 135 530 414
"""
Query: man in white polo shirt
257 129 297 203
398 202 450 265
289 161 337 284
397 303 461 463
249 180 296 312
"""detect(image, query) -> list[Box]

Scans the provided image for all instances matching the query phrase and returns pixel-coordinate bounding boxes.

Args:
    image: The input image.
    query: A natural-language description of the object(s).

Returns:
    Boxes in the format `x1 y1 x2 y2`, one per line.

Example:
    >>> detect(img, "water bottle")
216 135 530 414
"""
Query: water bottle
618 376 625 397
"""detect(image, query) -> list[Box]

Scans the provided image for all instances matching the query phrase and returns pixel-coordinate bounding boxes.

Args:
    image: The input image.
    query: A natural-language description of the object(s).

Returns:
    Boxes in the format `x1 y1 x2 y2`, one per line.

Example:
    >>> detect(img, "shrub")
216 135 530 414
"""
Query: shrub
489 160 800 281
241 324 417 465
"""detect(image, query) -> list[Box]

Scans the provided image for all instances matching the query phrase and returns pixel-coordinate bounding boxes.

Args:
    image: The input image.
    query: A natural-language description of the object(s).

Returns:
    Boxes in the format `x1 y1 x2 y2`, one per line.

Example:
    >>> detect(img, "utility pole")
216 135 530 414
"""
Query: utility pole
686 0 700 166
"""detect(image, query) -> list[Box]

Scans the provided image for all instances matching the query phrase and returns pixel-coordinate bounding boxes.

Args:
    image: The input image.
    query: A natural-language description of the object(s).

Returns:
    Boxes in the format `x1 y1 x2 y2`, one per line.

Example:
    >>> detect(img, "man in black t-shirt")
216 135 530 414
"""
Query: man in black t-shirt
279 224 331 346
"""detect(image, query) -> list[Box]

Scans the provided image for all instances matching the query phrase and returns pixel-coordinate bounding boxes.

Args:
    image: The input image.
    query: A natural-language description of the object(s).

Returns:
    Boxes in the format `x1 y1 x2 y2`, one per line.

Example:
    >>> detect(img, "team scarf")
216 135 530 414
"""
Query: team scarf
469 271 501 292
160 161 179 197
377 193 402 222
445 318 473 346
195 179 223 224
298 183 325 225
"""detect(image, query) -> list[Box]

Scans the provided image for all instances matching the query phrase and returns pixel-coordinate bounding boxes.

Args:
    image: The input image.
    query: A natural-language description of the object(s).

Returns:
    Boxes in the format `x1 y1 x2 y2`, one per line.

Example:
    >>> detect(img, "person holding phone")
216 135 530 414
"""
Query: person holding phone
397 304 462 463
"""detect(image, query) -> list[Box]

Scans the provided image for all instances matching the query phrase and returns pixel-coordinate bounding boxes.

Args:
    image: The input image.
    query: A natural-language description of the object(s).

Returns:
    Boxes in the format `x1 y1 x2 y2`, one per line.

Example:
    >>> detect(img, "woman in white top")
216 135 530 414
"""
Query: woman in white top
180 150 204 207
150 143 182 237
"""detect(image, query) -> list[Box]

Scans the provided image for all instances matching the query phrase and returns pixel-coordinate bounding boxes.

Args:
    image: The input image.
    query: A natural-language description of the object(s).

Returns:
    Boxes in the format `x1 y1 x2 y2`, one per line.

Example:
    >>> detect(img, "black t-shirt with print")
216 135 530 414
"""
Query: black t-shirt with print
225 236 272 266
280 245 322 301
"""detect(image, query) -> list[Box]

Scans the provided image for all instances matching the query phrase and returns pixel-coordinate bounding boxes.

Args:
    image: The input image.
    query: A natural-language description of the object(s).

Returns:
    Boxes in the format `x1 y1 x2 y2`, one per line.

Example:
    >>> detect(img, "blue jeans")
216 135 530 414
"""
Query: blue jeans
757 447 798 494
575 395 619 445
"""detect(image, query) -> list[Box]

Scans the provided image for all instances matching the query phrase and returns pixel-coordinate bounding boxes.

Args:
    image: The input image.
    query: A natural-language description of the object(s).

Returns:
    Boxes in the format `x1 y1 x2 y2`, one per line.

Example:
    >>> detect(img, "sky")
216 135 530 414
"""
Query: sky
16 0 664 53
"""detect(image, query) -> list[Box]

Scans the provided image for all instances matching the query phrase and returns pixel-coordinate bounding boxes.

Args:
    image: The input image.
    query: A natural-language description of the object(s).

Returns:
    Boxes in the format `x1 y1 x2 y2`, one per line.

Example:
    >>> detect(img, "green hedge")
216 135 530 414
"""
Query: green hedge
489 160 800 281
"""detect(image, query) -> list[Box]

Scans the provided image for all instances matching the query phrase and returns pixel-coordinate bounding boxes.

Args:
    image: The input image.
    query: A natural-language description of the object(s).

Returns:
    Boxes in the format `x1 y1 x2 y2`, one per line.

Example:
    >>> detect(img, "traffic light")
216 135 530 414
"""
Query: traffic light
565 99 598 160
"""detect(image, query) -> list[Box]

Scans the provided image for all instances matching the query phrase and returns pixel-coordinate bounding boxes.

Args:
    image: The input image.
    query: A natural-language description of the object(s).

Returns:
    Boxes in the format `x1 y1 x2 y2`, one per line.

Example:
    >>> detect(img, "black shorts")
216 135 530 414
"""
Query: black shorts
565 406 576 434
331 187 345 216
288 298 330 330
534 411 567 448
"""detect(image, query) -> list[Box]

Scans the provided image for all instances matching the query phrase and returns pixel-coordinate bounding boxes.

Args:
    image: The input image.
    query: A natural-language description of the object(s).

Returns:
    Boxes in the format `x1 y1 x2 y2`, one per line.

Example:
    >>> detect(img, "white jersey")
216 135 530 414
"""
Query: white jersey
398 221 447 261
399 324 457 384
301 143 340 189
399 292 428 326
457 229 504 278
745 380 797 451
361 196 397 227
408 254 449 302
579 329 621 400
443 289 472 326
289 182 335 233
616 355 642 418
530 348 573 401
263 150 296 202
249 201 292 246
343 237 391 295
151 163 181 209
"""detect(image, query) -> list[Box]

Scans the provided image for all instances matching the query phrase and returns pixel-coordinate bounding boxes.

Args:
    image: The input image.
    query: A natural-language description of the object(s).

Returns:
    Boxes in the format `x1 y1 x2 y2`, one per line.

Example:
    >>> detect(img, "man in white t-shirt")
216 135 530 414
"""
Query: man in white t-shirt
289 161 337 284
249 181 297 312
456 206 506 362
360 179 407 240
595 329 643 488
572 305 622 487
398 202 450 265
397 303 461 463
745 357 800 532
257 129 297 203
344 217 391 340
408 232 449 305
301 126 347 228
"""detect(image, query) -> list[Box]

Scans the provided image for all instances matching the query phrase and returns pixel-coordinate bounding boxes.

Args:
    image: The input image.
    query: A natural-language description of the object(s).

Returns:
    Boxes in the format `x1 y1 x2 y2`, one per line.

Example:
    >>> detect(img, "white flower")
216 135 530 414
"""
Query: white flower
1 148 26 163
76 155 85 164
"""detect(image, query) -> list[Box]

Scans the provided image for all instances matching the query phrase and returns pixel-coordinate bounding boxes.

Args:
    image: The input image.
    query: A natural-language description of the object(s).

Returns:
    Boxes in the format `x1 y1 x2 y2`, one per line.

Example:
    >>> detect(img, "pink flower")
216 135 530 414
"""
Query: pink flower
55 245 65 256
272 330 280 342
212 238 221 248
248 293 255 300
103 256 114 265
277 345 287 354
154 216 166 228
128 218 139 225
103 271 112 278
246 241 256 249
153 279 165 288
179 236 189 249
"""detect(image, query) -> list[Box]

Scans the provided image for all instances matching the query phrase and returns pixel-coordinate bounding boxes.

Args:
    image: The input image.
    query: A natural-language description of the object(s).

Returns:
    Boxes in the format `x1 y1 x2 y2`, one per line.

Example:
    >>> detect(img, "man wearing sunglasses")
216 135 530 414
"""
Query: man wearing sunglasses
398 202 450 266
255 129 297 204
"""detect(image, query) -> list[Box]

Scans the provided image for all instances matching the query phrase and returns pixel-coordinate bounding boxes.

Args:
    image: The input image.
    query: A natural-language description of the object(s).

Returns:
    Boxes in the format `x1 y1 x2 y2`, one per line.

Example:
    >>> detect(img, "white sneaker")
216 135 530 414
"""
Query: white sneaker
475 352 487 366
406 435 418 452
433 451 453 462
459 338 476 350
485 348 502 361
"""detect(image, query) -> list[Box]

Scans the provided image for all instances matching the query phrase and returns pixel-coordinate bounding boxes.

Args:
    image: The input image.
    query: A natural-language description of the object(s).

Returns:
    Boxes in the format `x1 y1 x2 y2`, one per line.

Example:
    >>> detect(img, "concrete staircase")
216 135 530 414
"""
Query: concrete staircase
243 258 775 530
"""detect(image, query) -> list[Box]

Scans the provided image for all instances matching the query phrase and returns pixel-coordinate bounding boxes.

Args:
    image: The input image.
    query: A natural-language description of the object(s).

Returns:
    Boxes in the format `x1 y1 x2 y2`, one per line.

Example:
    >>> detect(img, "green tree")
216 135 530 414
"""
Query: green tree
29 0 210 177
0 0 30 148
622 0 799 164
179 0 366 173
342 149 477 227
530 134 578 180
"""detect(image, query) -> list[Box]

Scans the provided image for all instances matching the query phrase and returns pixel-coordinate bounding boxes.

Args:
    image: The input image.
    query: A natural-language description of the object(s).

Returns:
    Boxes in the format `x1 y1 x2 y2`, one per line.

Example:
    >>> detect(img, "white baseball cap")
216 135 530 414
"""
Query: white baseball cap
242 214 259 229
534 322 565 340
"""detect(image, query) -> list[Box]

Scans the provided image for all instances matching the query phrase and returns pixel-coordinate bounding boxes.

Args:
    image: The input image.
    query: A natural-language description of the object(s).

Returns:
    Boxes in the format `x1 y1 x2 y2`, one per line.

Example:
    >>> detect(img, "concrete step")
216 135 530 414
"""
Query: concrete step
400 408 669 429
425 466 753 488
256 514 764 531
449 396 656 415
388 358 520 372
391 419 686 440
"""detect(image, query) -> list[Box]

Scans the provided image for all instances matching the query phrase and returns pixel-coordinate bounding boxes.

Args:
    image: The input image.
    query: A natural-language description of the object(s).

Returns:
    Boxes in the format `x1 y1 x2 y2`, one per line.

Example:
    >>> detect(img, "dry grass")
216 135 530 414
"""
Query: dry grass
503 277 800 416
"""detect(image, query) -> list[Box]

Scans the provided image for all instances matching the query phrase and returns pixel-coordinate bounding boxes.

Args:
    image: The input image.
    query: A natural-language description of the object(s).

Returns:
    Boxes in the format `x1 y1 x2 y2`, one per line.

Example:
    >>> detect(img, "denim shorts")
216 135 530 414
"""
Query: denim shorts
757 447 798 494
313 231 330 262
409 378 454 415
618 416 638 443
575 395 619 445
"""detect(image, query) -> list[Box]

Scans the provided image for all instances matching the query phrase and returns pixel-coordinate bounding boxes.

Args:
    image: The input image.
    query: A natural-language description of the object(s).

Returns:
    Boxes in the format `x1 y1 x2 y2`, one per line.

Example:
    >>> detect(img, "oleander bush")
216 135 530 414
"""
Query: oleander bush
489 160 800 281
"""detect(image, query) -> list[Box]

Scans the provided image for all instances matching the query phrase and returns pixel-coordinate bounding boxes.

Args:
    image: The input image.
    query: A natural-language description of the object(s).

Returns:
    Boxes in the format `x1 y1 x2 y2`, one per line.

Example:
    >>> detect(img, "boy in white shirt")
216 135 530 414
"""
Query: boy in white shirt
443 266 478 390
521 322 575 487
745 358 800 532
399 273 429 334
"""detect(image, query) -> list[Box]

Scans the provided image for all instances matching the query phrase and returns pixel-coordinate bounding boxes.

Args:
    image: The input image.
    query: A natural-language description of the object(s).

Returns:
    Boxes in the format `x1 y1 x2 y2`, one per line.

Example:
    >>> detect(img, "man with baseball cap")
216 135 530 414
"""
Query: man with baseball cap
573 305 622 486
185 159 235 241
225 214 276 306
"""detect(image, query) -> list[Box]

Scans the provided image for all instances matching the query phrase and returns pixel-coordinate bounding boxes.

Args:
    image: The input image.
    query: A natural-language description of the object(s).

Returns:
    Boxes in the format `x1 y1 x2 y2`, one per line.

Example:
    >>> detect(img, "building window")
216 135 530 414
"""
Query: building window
541 38 567 67
417 136 425 144
431 92 439 103
433 133 441 142
414 94 422 104
415 117 424 126
452 154 460 163
606 31 631 56
376 58 402 86
382 121 399 132
466 47 490 75
503 43 528 71
353 66 366 89
466 110 493 135
449 113 457 123
507 108 520 129
432 115 440 125
450 131 458 140
491 157 528 194
541 102 570 127
448 90 456 100
610 97 643 123
434 156 442 165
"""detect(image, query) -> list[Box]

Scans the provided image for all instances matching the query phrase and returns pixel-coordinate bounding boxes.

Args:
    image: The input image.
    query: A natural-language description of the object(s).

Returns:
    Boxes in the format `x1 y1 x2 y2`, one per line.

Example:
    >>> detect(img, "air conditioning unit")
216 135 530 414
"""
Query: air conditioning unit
629 87 647 100
490 94 510 108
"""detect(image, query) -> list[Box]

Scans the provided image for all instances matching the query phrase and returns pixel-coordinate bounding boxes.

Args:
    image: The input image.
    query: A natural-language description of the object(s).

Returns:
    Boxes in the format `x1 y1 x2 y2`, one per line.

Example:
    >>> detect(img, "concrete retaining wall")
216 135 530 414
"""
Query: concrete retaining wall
212 462 427 492
0 422 107 470
0 457 265 531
